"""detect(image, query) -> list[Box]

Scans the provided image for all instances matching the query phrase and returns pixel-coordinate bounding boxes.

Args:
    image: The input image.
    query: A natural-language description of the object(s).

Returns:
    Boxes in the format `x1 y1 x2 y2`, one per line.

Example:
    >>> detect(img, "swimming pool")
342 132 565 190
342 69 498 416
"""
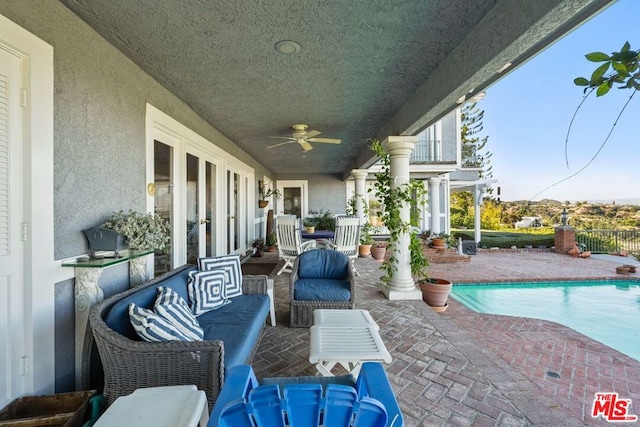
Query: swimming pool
450 280 640 362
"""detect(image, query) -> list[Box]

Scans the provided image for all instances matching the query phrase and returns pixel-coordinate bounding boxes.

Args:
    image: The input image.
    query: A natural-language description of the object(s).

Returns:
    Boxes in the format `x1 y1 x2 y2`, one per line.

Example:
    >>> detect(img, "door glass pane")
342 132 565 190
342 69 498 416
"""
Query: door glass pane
186 153 199 264
283 187 301 217
234 173 239 251
154 140 172 276
206 161 215 257
227 170 240 253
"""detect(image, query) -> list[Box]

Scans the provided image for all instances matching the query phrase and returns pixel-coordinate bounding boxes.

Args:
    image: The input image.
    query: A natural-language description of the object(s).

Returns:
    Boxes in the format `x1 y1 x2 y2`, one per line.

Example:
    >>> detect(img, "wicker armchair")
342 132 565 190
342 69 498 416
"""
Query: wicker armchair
89 265 269 410
289 250 356 327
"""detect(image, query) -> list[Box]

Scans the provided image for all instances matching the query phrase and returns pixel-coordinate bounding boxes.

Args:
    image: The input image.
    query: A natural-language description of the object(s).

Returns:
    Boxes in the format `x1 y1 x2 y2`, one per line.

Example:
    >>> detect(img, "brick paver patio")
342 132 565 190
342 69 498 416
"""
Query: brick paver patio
248 250 640 425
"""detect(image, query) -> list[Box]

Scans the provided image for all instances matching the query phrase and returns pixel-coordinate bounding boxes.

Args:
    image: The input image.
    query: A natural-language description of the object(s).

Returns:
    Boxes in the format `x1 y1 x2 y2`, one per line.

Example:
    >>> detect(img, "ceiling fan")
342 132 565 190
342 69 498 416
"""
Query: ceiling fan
267 124 342 152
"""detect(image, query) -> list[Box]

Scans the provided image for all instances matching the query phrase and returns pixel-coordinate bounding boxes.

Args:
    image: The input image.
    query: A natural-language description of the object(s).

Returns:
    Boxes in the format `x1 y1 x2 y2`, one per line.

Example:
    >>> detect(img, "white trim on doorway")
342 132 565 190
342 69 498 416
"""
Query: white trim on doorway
0 13 55 398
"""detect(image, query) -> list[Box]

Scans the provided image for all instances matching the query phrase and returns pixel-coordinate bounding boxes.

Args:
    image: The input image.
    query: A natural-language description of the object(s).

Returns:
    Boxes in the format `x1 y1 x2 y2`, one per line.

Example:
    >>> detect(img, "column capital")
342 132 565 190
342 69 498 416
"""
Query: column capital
382 136 418 157
350 169 369 180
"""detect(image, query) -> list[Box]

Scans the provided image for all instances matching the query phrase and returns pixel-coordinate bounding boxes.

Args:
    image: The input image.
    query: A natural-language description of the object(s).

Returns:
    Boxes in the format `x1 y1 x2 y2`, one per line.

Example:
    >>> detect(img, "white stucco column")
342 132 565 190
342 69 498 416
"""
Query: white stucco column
442 174 451 233
473 184 484 243
351 169 369 224
428 177 442 235
381 136 421 301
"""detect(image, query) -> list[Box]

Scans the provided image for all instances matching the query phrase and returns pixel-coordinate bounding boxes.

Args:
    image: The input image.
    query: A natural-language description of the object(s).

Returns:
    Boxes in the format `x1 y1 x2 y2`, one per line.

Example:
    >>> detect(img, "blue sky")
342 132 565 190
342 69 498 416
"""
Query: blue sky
480 0 639 202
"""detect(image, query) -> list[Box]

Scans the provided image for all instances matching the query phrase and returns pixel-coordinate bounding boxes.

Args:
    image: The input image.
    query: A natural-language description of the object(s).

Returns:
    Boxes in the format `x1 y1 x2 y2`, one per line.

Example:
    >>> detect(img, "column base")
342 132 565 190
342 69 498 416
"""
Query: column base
381 287 423 301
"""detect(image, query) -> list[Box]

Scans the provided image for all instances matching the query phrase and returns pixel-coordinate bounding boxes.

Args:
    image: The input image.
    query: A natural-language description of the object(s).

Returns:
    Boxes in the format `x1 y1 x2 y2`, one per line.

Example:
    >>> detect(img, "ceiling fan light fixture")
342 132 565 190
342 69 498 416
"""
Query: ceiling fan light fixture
275 40 301 55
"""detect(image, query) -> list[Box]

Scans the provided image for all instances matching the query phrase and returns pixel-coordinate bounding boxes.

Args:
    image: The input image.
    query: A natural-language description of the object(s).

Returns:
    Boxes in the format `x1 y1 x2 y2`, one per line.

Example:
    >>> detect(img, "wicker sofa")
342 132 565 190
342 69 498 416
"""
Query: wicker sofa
89 264 270 410
289 249 356 327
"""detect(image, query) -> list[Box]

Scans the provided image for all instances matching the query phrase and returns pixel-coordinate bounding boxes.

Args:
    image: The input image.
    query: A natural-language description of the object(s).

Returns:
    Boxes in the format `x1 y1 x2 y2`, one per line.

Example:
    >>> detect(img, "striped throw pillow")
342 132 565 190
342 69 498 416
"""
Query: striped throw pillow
154 287 204 340
129 303 194 342
188 269 231 315
198 254 243 298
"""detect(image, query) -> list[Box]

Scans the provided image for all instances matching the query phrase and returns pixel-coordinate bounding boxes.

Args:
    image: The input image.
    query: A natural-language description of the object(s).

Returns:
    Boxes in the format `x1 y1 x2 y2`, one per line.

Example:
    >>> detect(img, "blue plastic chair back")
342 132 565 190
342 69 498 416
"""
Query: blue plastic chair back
218 383 387 426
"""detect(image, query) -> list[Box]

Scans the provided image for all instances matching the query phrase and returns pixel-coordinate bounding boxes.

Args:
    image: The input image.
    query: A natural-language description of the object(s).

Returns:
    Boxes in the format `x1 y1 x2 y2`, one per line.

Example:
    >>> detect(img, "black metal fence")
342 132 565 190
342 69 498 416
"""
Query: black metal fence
576 229 640 254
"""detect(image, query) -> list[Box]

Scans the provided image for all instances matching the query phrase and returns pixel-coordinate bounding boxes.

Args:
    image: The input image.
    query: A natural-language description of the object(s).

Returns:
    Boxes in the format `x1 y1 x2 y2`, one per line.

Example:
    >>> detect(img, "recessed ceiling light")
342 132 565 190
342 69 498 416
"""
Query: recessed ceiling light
275 40 301 55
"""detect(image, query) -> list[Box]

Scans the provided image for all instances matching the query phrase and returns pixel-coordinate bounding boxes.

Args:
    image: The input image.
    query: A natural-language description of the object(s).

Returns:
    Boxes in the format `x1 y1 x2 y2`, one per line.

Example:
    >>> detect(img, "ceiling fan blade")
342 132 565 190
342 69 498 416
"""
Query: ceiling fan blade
308 137 342 144
267 141 295 149
306 130 322 138
269 136 296 140
299 140 314 151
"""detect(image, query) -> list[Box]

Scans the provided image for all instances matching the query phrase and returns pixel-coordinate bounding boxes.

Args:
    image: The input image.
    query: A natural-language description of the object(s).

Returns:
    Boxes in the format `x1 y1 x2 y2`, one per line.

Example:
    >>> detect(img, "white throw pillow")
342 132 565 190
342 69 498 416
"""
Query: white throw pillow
198 254 243 298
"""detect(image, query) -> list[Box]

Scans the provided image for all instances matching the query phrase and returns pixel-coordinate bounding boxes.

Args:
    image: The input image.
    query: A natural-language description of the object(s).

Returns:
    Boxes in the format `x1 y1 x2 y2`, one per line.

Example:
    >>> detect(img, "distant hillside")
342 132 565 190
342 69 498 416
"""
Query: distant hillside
499 199 640 228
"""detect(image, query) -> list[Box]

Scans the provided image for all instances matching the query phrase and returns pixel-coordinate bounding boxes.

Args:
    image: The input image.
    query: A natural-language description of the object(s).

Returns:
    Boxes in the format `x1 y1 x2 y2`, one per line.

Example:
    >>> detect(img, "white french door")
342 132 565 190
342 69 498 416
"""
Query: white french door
0 45 25 408
148 105 255 267
276 180 308 219
186 146 220 263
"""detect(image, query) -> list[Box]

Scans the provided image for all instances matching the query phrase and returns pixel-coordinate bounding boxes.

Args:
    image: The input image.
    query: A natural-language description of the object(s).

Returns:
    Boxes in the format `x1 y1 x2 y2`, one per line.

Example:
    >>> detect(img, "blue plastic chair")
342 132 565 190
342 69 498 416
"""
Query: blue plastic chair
209 362 403 427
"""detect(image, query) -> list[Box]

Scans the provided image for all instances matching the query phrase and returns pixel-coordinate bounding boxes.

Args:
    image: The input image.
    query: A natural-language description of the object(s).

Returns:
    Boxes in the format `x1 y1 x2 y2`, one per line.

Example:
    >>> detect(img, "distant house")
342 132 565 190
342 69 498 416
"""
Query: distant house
515 216 542 229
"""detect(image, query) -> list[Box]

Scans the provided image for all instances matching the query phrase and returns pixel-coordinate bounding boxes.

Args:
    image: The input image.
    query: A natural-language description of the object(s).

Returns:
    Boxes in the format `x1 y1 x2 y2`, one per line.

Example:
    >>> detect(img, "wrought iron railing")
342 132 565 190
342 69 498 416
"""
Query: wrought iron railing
576 229 640 254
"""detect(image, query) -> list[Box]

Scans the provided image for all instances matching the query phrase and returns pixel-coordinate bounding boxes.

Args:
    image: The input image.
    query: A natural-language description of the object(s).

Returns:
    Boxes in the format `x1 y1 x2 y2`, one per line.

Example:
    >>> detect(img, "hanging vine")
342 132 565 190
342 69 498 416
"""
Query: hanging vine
369 139 429 284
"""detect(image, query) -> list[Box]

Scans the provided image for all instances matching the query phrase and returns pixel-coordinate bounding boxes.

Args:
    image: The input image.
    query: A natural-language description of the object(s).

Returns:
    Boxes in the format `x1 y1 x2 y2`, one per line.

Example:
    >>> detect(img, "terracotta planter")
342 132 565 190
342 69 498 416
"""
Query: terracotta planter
430 303 449 313
622 264 637 273
358 244 372 257
258 200 268 208
418 278 452 307
370 245 386 261
431 238 445 248
616 266 631 274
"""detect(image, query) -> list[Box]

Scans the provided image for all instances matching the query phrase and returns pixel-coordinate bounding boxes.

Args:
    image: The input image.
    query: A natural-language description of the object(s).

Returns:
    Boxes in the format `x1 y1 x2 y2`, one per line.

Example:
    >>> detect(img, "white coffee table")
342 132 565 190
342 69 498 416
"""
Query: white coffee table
309 309 391 377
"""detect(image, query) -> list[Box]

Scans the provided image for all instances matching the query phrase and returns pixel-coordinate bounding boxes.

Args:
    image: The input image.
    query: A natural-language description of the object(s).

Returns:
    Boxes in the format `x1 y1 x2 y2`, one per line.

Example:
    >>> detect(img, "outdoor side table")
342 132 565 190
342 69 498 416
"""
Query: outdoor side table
313 308 379 330
94 385 208 427
309 324 392 377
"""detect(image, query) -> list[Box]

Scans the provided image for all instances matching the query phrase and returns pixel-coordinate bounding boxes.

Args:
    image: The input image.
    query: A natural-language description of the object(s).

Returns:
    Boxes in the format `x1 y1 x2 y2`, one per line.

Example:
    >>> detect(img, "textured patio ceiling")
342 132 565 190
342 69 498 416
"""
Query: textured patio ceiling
60 0 613 176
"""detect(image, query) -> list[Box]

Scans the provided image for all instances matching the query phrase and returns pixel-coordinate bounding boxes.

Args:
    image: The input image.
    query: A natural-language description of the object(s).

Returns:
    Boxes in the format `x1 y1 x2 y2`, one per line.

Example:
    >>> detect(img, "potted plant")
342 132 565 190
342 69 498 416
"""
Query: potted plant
302 219 315 234
265 232 278 252
359 222 373 257
430 232 450 248
252 238 264 257
307 209 336 231
370 240 387 261
102 210 170 251
103 210 170 286
258 180 282 208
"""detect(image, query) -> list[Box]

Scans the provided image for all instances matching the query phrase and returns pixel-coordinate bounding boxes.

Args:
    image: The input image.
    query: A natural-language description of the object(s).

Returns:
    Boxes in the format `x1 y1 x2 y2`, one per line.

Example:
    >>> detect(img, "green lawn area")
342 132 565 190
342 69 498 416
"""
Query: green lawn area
452 228 555 249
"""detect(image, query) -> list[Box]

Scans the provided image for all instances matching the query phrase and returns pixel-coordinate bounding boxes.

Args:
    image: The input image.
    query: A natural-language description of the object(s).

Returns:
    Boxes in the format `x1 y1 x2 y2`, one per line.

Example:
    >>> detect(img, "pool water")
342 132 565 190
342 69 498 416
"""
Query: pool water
450 280 640 362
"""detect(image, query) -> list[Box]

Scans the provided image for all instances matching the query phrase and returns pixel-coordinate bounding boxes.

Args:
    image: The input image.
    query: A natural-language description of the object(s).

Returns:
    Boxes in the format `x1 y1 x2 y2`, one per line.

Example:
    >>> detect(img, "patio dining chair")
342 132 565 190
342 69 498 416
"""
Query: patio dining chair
275 216 315 275
322 216 361 276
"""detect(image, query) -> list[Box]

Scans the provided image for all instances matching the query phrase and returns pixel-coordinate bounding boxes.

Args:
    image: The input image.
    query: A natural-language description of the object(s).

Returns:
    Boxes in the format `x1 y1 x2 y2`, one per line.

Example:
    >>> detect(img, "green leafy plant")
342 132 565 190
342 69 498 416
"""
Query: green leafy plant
370 138 429 283
346 195 374 245
360 222 374 245
103 210 170 250
258 180 282 200
574 41 640 96
266 232 277 247
305 209 336 231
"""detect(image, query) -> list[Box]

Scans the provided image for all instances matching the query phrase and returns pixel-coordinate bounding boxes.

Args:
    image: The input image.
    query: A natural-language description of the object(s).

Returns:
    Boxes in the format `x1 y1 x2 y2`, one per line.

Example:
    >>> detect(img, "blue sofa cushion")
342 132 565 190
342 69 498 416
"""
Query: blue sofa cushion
197 294 270 372
294 279 351 301
297 249 349 280
104 266 197 340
